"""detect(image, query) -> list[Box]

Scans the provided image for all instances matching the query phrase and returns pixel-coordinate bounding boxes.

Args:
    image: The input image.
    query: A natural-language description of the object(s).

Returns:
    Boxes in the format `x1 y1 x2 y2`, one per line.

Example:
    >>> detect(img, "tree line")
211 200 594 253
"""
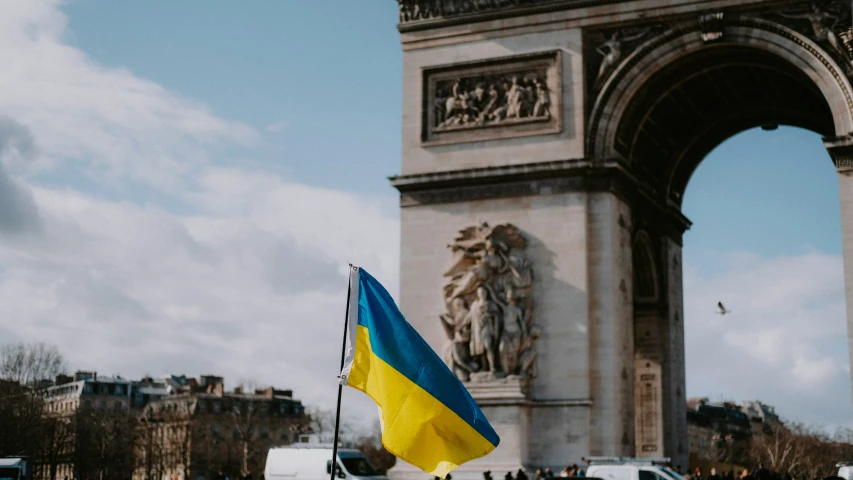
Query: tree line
0 342 395 480
0 342 138 480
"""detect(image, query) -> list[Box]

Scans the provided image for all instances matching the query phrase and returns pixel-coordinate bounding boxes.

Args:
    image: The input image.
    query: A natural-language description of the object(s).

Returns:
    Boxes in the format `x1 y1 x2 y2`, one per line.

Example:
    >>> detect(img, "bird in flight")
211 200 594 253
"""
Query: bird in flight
716 301 731 315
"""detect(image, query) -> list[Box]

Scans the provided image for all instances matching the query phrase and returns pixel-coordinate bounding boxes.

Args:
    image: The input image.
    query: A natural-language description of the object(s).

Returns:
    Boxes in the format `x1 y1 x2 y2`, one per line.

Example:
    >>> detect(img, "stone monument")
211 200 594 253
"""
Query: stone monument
389 0 853 478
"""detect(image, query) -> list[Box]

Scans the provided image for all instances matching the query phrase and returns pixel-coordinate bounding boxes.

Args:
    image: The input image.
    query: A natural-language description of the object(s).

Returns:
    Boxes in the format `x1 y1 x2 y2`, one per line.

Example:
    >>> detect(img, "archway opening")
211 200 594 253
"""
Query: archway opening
608 39 847 464
678 125 850 470
613 44 835 206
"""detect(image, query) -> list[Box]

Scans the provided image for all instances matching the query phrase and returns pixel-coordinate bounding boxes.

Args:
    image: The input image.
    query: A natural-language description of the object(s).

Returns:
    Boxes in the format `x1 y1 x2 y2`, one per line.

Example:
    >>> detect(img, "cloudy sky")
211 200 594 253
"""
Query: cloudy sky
0 0 849 430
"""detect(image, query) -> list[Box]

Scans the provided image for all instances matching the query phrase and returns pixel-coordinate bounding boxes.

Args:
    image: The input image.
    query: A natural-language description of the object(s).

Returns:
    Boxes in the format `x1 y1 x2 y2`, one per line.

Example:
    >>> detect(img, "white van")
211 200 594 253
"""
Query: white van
265 445 389 480
836 462 853 480
585 457 685 480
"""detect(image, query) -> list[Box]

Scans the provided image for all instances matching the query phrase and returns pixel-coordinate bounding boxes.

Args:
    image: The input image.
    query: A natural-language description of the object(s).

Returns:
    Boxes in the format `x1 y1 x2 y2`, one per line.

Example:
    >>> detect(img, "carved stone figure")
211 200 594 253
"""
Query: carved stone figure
778 3 853 67
468 286 500 373
595 28 651 88
433 71 551 131
499 288 526 374
440 223 538 382
440 297 476 381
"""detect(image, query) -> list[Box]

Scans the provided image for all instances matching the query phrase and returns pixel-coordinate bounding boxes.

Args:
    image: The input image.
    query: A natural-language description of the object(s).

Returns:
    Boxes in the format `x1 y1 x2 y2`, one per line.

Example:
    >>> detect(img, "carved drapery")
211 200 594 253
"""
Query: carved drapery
439 222 538 383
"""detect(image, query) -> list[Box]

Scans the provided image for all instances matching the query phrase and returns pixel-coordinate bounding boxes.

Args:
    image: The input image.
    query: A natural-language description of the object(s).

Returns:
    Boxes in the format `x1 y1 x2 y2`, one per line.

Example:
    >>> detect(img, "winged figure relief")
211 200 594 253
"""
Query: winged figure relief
439 222 539 382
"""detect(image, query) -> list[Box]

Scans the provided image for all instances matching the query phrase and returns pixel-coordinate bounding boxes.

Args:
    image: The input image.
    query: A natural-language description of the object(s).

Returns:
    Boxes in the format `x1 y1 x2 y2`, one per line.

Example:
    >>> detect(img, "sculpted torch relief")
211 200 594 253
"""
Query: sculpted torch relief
439 223 539 383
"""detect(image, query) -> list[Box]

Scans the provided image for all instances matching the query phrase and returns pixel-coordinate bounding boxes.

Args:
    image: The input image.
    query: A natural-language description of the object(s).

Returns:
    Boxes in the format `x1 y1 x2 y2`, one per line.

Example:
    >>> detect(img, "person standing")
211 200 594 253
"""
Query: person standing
709 467 721 480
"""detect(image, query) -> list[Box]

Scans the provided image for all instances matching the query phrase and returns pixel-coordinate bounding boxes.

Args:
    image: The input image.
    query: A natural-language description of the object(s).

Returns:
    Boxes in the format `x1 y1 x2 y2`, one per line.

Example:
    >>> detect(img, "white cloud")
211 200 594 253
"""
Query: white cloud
0 0 395 422
0 0 848 433
0 0 256 190
684 251 852 427
0 174 397 416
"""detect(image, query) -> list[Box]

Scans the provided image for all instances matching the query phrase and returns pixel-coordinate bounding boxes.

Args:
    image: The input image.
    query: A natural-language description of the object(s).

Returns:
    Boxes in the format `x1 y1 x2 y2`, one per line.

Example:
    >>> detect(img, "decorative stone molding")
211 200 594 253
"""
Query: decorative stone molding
465 375 530 401
825 135 853 172
586 16 853 160
397 0 569 25
699 12 724 42
439 223 538 383
770 1 853 76
421 51 562 146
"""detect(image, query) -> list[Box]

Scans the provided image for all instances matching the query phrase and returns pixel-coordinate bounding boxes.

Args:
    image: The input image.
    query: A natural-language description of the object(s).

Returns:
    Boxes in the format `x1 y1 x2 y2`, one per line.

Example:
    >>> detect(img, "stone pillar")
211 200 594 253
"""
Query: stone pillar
631 222 687 468
827 140 853 410
587 192 635 457
661 239 687 470
837 167 853 405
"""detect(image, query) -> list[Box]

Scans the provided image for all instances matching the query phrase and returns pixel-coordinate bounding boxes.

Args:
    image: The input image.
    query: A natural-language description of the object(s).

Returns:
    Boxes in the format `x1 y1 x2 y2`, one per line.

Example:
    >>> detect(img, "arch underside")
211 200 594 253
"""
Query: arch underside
588 19 853 208
617 46 834 205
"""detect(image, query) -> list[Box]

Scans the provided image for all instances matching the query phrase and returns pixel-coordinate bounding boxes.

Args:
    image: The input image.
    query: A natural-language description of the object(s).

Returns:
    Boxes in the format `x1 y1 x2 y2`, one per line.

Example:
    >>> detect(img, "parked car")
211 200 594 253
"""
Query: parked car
0 458 31 480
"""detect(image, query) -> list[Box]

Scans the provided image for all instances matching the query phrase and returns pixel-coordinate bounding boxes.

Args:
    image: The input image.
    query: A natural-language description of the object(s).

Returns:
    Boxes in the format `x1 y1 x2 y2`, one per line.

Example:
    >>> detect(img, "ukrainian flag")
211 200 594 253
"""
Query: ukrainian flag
339 266 500 478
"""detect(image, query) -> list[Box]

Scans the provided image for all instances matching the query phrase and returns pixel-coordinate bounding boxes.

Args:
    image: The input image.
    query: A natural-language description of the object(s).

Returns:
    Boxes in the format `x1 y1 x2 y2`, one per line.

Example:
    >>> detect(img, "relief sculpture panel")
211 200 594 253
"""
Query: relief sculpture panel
422 51 562 145
439 223 539 383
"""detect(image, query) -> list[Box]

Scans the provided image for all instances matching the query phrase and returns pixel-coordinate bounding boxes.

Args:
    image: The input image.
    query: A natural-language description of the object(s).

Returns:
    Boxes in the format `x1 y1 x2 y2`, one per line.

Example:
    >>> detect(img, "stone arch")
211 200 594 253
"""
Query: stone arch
587 16 853 204
632 231 659 304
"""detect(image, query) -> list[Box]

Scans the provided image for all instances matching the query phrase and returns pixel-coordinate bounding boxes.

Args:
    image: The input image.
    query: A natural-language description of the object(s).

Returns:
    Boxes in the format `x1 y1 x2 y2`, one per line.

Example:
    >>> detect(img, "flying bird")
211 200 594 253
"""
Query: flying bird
716 301 731 315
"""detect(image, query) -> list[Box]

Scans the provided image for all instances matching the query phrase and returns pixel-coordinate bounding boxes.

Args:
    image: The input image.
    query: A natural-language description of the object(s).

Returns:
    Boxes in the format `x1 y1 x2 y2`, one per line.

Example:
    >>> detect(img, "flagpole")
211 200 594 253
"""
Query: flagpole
330 265 354 480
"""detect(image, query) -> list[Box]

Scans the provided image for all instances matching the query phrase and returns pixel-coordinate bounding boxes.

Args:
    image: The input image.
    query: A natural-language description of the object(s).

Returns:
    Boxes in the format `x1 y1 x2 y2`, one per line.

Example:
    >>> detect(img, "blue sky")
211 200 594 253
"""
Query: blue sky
61 1 843 263
0 0 848 430
684 128 841 262
61 1 401 195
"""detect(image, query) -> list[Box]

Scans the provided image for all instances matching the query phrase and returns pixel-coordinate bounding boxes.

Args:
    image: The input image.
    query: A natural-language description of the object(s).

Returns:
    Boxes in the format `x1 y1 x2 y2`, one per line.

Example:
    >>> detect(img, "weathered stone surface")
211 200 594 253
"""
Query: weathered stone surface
391 0 853 475
440 222 538 382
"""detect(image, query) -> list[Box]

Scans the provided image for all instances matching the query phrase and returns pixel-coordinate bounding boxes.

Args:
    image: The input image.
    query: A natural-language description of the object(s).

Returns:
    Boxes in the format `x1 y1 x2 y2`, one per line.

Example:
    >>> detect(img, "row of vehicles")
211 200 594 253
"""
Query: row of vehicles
6 450 846 480
0 458 30 480
261 450 685 480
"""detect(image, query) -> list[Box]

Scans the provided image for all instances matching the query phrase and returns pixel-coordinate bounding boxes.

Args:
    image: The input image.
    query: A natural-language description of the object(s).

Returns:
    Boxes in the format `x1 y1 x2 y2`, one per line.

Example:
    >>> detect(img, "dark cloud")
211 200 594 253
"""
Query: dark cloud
0 116 40 234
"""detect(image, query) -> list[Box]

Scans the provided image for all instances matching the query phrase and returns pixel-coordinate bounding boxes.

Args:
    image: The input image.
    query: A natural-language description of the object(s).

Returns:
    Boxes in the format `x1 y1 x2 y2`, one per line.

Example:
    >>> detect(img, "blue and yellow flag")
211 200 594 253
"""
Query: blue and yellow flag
339 266 499 478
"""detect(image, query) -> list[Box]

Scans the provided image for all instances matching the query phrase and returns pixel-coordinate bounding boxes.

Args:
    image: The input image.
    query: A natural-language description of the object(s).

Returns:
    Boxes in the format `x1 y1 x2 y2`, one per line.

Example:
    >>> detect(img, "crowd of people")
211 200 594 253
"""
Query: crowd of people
681 464 801 480
467 463 788 480
476 465 585 480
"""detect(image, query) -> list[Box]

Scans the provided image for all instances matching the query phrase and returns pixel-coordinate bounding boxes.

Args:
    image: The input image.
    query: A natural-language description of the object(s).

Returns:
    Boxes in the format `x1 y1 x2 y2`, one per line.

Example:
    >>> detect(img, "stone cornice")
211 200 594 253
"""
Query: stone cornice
396 0 626 33
388 159 692 240
825 135 853 173
389 158 594 190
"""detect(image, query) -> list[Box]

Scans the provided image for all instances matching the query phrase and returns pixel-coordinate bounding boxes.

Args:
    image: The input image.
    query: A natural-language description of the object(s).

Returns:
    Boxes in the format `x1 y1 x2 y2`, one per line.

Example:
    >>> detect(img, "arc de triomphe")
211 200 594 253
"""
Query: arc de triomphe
388 0 853 476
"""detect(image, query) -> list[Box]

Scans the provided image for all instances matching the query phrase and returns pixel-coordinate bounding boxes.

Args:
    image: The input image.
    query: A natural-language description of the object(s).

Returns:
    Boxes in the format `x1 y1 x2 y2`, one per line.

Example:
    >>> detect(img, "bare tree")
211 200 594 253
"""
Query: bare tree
229 399 267 477
0 379 44 456
0 342 65 461
75 408 137 480
38 413 77 480
306 406 358 444
0 342 66 385
751 422 804 475
352 420 395 474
